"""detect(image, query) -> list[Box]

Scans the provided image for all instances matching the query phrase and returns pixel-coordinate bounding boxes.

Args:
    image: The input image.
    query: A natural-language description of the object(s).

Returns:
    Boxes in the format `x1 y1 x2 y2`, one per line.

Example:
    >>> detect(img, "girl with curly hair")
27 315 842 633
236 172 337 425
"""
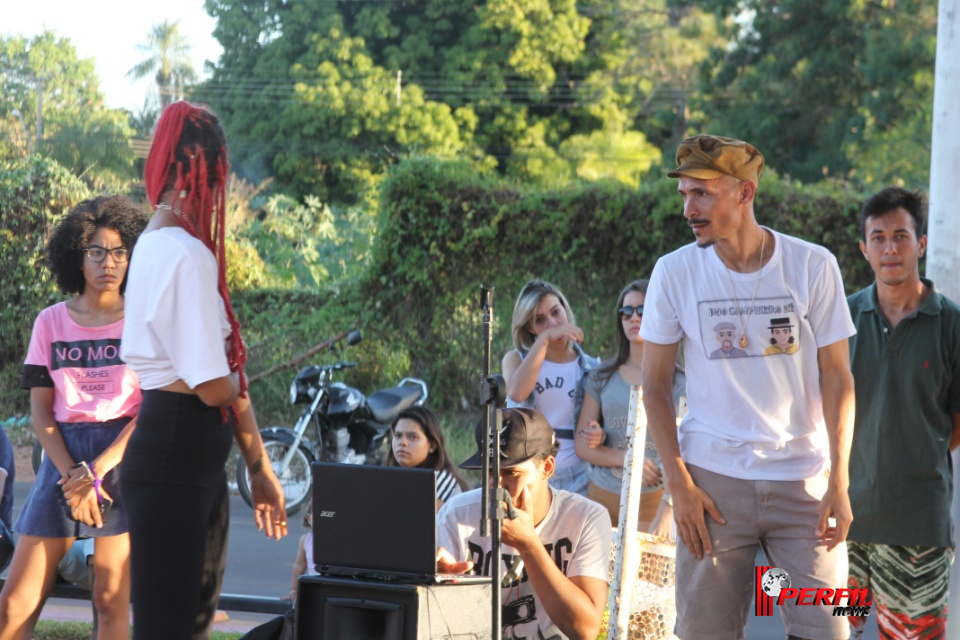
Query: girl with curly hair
383 406 469 510
119 101 287 639
0 195 148 640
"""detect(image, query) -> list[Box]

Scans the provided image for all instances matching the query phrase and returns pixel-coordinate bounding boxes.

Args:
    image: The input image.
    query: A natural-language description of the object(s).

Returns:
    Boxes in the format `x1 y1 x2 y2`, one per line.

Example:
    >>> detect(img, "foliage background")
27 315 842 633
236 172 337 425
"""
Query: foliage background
0 0 938 435
0 157 91 419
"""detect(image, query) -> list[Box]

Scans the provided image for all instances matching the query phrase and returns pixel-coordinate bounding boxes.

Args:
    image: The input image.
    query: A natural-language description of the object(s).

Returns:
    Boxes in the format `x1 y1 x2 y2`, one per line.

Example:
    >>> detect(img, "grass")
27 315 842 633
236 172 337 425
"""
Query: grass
441 414 482 488
30 621 243 640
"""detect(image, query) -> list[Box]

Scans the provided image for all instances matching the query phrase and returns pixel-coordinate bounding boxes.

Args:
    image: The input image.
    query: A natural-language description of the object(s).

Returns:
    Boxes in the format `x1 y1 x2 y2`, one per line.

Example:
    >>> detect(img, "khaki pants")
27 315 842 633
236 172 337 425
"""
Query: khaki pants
674 465 849 640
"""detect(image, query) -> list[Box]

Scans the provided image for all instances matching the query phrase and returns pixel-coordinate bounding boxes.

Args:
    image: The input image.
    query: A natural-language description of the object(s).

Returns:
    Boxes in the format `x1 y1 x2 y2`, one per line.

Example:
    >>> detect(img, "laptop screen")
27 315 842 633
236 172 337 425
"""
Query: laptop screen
311 463 438 580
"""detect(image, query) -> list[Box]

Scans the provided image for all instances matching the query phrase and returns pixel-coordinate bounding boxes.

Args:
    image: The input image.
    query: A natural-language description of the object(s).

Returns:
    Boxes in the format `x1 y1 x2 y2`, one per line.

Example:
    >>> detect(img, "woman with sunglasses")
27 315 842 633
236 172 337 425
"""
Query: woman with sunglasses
0 196 147 640
574 279 685 535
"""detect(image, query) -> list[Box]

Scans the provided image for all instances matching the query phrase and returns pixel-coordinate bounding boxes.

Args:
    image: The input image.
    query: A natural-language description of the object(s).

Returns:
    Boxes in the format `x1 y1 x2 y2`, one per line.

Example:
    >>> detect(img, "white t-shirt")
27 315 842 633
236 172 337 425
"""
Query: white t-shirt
121 227 232 390
640 228 855 481
528 358 583 472
437 487 611 640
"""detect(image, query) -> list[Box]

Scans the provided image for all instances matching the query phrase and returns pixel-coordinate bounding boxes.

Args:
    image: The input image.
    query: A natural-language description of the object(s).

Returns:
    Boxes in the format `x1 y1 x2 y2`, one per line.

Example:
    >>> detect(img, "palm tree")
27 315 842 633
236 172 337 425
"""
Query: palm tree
128 20 198 108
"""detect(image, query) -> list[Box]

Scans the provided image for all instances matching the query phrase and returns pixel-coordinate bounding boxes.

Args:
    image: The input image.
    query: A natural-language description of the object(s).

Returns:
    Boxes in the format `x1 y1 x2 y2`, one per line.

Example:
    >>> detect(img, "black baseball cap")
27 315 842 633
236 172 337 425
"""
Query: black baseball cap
460 408 557 469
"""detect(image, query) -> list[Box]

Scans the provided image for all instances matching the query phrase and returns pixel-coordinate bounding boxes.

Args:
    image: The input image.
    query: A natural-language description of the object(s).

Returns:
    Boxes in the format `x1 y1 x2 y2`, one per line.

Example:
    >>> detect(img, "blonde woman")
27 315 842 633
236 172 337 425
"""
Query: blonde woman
502 280 598 496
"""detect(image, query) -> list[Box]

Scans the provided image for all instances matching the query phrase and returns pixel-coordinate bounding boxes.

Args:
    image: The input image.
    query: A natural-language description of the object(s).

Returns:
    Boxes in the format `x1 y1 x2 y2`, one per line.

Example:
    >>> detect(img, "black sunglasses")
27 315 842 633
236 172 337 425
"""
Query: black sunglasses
619 305 644 319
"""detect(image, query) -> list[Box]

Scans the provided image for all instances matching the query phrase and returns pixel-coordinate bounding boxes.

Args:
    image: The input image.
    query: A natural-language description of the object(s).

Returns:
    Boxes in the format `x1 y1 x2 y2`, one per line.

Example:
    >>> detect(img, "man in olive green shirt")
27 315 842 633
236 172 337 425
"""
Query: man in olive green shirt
847 187 960 639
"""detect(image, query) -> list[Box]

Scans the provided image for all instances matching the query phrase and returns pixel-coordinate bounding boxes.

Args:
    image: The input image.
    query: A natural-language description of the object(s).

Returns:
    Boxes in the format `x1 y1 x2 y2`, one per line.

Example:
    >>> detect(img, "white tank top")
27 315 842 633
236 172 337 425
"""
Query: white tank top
532 358 583 472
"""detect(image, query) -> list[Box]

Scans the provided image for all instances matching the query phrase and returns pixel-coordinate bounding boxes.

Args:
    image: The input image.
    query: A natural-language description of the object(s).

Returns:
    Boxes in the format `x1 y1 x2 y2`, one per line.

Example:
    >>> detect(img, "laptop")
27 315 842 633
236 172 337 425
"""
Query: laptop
311 462 490 585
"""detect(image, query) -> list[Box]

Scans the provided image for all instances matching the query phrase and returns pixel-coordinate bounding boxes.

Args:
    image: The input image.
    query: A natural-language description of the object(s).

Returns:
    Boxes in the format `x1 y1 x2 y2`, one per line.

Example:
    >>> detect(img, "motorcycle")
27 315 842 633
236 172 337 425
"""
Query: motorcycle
236 329 428 515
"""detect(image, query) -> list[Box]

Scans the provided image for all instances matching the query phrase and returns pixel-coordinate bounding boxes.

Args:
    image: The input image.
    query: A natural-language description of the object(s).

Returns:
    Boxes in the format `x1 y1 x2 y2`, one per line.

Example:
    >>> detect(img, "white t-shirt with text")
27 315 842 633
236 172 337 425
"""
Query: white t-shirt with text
640 228 855 481
437 487 611 640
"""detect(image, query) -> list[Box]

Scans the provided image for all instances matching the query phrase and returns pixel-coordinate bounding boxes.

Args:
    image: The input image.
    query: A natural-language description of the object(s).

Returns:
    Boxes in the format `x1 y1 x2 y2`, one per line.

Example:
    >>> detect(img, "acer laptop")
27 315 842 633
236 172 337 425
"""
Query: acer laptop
311 462 489 585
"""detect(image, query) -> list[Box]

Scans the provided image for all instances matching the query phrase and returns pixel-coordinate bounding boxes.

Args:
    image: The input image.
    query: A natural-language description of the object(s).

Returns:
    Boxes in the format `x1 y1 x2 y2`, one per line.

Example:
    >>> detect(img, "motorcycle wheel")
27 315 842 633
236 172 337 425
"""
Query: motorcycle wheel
32 440 44 474
236 435 315 516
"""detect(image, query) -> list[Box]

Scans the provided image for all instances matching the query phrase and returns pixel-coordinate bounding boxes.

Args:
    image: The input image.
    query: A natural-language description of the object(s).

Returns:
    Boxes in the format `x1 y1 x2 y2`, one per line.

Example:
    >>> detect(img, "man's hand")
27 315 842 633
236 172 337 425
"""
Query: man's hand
816 484 852 551
500 486 539 552
672 481 725 560
249 472 288 540
577 421 604 449
436 547 473 574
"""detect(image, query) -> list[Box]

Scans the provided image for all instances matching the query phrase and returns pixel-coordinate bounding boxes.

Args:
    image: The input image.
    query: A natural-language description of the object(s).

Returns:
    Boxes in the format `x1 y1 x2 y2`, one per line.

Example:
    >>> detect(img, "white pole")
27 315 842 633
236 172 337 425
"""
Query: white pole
608 385 645 640
926 0 960 635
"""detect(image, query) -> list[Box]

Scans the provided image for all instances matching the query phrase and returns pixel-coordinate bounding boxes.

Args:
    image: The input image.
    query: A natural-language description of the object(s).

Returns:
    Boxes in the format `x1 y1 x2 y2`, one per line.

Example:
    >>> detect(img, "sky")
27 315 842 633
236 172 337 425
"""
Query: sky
3 0 223 112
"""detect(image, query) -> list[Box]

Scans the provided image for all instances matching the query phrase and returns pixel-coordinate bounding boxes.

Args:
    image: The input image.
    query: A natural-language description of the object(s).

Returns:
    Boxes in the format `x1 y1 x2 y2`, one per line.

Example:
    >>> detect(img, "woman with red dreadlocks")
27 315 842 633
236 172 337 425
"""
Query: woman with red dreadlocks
119 101 287 639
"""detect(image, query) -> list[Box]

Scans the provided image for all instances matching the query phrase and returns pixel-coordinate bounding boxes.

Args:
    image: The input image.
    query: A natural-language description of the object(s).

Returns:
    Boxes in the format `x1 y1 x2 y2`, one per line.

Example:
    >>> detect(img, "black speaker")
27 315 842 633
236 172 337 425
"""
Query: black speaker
295 575 492 640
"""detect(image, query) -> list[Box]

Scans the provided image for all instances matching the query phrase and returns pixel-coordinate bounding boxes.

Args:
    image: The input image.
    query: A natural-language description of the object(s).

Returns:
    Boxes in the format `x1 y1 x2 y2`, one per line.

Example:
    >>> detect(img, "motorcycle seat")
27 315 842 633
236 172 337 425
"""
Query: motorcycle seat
366 385 424 423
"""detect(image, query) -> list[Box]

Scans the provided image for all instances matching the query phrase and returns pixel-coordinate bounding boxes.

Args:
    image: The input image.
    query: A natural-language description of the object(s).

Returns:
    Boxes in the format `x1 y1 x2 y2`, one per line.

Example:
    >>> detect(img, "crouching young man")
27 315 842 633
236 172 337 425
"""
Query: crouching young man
436 408 611 640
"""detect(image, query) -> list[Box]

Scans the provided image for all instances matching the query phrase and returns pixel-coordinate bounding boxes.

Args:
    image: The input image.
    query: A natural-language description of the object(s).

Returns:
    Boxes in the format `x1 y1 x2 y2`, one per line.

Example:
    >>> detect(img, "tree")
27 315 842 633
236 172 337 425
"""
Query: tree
200 0 714 201
128 20 198 108
0 155 90 417
0 31 136 192
691 0 936 186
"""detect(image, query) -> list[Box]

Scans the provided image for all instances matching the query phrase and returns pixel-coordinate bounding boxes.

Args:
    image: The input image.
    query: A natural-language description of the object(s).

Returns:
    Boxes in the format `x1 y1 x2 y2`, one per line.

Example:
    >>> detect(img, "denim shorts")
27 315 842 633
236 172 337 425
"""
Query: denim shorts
15 418 131 538
548 459 590 497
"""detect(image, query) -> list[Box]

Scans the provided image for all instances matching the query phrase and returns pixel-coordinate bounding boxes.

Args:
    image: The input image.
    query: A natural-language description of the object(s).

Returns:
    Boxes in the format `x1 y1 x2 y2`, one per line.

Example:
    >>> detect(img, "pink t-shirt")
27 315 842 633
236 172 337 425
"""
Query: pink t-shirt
24 302 141 423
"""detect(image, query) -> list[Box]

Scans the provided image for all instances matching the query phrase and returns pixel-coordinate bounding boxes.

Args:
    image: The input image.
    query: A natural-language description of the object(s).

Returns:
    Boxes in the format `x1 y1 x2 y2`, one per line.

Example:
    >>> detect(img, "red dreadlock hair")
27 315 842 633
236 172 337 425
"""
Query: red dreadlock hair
145 101 248 400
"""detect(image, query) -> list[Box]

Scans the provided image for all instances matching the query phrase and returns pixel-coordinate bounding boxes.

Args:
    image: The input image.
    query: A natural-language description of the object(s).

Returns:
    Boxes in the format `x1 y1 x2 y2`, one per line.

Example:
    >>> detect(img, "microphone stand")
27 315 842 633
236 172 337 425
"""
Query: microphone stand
478 285 509 640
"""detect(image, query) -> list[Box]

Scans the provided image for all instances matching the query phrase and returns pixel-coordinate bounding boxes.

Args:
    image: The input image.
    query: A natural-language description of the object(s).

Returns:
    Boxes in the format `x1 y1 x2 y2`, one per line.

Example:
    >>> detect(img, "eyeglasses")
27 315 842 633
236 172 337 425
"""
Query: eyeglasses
619 305 644 320
85 246 129 263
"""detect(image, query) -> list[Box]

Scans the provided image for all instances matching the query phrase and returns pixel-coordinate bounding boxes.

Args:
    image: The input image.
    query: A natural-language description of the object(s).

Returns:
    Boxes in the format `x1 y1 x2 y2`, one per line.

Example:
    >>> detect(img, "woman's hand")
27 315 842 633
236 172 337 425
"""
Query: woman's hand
642 457 663 487
250 472 288 541
63 480 108 528
577 421 604 449
60 463 93 496
536 323 584 348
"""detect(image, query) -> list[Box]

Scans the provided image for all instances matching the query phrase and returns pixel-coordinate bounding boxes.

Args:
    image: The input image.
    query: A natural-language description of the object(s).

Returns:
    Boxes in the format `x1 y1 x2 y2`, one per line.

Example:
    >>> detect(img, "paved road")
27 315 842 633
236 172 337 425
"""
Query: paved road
5 481 880 638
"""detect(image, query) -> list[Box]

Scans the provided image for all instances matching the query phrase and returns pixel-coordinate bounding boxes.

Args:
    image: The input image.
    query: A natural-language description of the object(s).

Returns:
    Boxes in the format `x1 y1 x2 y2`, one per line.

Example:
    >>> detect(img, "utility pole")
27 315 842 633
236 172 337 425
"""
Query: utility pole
926 1 960 635
11 108 32 155
35 76 45 151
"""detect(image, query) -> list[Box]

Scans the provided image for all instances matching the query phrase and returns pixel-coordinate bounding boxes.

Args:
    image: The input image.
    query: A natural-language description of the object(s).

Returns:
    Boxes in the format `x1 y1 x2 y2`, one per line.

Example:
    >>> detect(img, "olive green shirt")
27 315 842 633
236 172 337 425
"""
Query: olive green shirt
847 279 960 548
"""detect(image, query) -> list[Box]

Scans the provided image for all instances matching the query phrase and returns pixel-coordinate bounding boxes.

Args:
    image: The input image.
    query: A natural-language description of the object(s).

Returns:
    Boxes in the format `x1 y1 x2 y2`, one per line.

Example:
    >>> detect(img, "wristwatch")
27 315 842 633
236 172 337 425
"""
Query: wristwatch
662 493 673 507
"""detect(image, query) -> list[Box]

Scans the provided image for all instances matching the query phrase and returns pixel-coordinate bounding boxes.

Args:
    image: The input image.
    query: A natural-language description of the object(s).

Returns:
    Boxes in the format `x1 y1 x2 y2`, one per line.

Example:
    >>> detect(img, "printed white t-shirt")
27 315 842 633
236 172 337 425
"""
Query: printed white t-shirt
640 228 855 481
121 226 232 390
528 357 583 472
437 487 611 639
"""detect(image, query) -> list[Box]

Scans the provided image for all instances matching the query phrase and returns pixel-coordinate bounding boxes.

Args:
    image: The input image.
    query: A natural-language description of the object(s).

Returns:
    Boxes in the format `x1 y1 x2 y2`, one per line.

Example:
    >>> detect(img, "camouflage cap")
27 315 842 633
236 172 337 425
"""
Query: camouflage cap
667 134 765 184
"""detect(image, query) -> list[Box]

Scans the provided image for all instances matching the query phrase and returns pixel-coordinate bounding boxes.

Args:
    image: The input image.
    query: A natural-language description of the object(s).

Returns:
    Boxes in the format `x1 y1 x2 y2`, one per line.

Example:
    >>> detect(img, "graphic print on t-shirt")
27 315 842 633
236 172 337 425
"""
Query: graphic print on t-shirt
699 297 800 359
51 338 123 395
466 537 572 640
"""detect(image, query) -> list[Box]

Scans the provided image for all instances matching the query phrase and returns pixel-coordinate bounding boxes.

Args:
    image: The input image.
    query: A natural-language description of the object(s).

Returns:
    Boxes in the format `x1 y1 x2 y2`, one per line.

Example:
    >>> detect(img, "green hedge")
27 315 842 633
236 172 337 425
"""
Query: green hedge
0 156 90 420
361 157 875 411
0 154 877 428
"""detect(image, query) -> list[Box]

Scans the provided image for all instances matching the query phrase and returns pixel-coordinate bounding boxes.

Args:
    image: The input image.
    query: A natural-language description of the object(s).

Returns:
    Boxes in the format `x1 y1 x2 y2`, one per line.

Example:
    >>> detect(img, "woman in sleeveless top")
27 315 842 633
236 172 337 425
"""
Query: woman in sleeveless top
502 280 598 496
574 279 685 535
